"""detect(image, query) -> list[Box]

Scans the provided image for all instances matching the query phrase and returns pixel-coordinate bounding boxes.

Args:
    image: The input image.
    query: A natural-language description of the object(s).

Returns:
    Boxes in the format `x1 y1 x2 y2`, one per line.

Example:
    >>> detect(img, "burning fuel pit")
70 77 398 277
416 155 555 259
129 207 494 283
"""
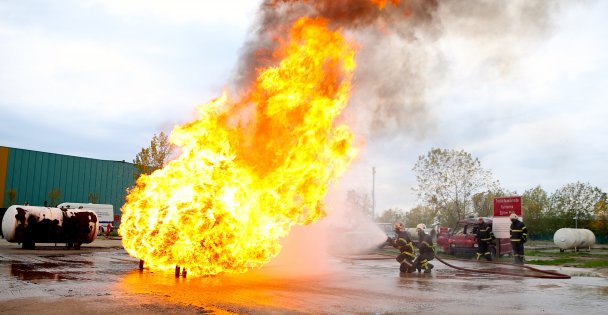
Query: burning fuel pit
1 239 607 314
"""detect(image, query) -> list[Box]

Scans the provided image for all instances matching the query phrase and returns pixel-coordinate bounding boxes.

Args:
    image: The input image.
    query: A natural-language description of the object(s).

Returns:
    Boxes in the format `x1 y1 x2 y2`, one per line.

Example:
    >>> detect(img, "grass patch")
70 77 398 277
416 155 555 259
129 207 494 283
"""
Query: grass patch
580 260 608 268
525 250 553 257
525 250 606 258
527 258 577 266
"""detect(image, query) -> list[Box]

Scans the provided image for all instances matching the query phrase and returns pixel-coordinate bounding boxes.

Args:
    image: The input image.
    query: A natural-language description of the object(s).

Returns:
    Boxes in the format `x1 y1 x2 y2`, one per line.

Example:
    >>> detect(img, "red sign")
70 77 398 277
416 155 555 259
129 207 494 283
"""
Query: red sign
493 196 522 217
114 215 121 222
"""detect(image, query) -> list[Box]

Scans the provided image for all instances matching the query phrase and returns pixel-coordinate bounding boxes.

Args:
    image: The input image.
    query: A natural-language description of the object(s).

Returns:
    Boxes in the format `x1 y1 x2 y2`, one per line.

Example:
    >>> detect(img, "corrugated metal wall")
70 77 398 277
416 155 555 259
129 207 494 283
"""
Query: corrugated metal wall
0 146 137 217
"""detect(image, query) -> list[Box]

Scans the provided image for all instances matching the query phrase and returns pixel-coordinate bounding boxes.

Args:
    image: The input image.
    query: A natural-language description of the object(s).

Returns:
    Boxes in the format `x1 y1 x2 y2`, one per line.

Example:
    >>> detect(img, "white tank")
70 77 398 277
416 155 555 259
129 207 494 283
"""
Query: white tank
579 229 596 247
2 205 98 248
553 228 596 250
402 227 435 242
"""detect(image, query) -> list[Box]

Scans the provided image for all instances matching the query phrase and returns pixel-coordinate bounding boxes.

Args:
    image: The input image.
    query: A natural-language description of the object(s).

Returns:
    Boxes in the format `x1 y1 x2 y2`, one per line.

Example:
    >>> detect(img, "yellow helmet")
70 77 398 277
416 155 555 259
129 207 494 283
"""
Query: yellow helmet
416 223 426 230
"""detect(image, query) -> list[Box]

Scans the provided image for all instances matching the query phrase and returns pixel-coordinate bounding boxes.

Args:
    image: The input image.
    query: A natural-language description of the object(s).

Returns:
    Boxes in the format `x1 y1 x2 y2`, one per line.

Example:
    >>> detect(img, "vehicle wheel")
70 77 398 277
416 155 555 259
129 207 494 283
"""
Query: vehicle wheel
22 242 35 249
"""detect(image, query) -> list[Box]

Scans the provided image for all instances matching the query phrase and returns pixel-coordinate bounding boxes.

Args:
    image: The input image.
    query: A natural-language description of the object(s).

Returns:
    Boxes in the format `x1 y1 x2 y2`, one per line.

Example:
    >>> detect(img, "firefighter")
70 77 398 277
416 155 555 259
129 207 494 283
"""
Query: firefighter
475 217 494 261
509 213 528 265
413 223 435 273
389 222 416 273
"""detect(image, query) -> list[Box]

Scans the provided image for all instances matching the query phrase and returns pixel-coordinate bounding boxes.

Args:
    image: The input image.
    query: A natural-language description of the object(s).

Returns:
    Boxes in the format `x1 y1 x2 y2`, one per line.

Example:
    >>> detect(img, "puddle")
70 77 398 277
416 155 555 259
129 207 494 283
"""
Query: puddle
10 263 78 281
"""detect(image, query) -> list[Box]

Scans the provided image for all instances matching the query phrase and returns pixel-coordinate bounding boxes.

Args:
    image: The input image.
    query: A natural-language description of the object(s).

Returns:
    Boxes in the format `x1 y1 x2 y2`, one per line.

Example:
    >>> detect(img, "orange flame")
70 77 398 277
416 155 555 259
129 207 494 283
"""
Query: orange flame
120 17 358 276
370 0 400 9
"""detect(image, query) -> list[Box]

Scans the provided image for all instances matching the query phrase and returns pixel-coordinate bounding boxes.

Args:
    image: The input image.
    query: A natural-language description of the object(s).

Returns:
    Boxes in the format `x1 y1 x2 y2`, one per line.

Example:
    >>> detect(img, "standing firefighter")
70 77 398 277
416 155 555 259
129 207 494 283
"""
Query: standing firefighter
509 213 528 265
413 223 435 273
389 222 416 273
475 217 494 261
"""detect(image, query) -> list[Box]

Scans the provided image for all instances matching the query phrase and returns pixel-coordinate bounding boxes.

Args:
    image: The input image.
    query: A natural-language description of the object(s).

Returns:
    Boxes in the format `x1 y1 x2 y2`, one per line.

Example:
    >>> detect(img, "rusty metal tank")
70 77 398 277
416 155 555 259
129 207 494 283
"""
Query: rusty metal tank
1 205 98 249
553 228 595 251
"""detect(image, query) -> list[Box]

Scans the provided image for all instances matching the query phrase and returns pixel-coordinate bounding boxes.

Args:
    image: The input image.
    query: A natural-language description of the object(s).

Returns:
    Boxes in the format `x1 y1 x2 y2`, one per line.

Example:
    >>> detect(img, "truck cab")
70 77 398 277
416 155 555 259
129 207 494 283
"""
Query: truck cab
436 217 512 258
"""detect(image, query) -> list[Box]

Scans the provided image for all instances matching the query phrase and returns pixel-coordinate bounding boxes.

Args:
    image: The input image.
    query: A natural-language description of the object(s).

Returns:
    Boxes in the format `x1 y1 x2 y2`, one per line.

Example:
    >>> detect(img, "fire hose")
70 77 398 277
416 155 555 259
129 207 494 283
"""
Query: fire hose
433 254 571 279
337 253 571 279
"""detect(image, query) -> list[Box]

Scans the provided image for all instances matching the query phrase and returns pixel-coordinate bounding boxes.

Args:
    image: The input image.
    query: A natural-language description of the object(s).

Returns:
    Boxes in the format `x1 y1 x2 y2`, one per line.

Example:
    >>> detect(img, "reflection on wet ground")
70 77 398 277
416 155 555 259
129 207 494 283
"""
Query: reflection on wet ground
1 245 607 314
116 256 608 314
11 263 75 281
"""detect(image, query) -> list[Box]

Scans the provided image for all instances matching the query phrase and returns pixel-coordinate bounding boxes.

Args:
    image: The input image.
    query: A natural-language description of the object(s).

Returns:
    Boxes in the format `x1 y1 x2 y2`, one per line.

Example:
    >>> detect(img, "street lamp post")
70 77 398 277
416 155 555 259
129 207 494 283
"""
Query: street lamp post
372 167 376 220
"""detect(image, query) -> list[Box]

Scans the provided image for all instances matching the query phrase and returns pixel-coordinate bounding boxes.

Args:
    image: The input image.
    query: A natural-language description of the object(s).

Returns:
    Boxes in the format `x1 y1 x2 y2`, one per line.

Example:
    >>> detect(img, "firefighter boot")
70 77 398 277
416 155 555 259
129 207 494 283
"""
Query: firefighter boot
413 258 422 273
424 263 434 273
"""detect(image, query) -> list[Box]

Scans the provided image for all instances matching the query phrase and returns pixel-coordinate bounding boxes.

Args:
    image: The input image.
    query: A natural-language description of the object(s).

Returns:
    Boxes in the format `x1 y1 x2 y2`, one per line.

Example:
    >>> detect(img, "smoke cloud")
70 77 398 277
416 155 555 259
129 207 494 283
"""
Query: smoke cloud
233 0 560 139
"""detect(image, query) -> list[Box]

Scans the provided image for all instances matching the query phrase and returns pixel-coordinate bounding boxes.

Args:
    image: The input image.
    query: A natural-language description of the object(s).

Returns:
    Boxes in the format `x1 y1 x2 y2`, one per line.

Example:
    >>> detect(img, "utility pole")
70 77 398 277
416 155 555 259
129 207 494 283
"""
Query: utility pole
372 166 376 220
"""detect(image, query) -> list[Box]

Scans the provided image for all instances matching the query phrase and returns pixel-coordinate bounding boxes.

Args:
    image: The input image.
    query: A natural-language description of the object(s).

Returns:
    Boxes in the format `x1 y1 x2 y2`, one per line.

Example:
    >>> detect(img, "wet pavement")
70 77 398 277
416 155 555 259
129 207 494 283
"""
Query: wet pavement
1 239 607 314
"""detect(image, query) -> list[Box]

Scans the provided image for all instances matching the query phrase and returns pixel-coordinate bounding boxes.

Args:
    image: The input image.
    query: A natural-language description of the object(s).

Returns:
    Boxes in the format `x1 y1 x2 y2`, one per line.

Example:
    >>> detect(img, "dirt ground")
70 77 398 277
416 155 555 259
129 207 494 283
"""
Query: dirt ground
1 238 607 314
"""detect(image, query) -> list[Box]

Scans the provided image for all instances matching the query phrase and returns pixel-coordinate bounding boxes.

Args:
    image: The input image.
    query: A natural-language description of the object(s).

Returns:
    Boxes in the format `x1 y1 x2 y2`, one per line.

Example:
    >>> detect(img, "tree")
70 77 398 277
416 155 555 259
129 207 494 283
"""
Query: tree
522 185 550 237
48 188 62 207
549 182 603 229
403 205 436 227
412 148 498 227
7 188 17 206
345 189 373 219
591 193 608 236
376 208 407 223
133 131 174 178
88 192 99 204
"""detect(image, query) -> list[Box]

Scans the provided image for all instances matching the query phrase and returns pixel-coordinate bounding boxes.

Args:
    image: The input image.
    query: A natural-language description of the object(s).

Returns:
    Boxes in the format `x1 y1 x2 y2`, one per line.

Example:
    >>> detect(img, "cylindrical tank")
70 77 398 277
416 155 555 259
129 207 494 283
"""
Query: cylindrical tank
579 229 596 247
1 205 98 249
553 228 596 250
403 227 435 242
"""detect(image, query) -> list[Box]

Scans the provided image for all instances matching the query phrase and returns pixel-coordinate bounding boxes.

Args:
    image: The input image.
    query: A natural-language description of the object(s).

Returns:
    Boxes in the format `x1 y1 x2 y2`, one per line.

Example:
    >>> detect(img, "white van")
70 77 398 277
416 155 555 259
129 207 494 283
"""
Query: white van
57 203 114 224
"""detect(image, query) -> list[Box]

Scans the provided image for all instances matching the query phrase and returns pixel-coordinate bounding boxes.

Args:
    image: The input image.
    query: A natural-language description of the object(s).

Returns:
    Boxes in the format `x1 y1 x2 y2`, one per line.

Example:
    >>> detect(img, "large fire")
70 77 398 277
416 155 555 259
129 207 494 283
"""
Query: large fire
120 17 357 276
371 0 401 9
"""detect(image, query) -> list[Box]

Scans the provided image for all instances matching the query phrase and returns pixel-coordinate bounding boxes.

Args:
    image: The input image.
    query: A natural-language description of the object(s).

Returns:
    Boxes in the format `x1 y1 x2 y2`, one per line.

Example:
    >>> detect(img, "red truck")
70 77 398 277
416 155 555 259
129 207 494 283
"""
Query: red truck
436 217 512 258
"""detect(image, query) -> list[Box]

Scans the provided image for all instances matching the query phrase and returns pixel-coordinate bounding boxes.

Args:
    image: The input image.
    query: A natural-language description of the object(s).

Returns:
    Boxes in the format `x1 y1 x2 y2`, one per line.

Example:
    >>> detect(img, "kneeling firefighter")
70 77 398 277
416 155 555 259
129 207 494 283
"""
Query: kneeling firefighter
413 223 435 273
389 222 416 273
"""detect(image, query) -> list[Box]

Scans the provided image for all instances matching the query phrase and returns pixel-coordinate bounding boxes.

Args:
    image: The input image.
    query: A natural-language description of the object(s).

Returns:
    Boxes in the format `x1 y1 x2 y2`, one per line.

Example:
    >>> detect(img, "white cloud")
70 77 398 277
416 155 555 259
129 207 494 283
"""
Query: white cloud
0 25 194 120
87 0 259 27
0 1 250 160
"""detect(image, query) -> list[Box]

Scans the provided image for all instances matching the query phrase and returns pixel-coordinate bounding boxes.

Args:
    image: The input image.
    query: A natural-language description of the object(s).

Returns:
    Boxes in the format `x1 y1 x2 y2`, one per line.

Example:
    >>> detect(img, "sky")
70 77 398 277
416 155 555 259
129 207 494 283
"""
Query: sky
1 0 607 215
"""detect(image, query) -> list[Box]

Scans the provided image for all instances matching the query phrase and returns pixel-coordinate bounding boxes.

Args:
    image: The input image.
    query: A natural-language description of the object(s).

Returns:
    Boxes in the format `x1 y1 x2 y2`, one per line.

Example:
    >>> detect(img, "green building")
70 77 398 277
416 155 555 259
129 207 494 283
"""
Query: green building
0 146 137 219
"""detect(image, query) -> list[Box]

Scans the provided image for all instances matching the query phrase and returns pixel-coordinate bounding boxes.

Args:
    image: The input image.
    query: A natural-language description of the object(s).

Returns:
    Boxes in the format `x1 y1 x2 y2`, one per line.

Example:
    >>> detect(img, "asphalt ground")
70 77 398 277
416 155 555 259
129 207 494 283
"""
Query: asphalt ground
1 238 607 314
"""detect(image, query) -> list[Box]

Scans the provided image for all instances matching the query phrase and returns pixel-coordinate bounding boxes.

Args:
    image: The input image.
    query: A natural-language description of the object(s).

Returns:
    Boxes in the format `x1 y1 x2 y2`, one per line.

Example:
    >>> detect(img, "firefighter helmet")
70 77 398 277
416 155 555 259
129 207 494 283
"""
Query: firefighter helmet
416 223 426 230
510 213 518 220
